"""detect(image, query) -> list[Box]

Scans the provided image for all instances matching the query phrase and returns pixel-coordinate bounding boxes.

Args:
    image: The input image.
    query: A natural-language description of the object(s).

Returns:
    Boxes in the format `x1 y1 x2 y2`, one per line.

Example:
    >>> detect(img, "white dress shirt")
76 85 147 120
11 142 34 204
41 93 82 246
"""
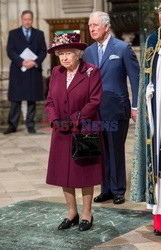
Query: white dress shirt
97 34 111 53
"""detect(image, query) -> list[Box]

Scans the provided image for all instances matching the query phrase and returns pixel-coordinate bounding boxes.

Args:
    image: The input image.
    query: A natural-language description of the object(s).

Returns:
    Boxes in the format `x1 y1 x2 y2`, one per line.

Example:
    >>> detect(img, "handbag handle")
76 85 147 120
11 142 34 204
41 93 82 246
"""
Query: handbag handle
77 112 81 123
76 112 81 134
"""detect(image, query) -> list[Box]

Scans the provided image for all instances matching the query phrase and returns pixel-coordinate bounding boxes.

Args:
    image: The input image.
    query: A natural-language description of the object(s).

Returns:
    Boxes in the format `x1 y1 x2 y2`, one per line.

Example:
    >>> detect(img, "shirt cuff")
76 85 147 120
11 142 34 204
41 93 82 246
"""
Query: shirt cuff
131 107 137 110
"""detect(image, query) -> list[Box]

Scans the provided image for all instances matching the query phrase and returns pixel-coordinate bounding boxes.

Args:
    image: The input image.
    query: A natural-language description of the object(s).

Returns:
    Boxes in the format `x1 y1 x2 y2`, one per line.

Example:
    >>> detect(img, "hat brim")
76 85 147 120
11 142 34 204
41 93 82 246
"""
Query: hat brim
47 42 88 54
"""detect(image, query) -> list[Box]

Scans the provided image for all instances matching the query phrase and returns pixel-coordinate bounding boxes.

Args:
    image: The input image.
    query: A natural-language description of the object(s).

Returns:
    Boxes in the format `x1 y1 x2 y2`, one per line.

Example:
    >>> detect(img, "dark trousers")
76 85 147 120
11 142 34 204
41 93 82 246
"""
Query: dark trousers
102 119 129 195
8 101 36 129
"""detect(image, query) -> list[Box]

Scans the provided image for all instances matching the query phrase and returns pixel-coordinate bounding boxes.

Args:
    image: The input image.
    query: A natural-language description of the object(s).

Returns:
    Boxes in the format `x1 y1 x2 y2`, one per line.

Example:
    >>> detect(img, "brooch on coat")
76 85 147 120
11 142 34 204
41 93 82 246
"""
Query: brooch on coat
86 67 93 77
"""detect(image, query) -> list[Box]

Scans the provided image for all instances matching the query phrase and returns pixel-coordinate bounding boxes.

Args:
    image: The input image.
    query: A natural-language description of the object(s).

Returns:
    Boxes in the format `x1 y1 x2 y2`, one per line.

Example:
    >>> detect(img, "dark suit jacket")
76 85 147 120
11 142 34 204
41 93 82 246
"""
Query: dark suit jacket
83 36 140 120
7 27 47 101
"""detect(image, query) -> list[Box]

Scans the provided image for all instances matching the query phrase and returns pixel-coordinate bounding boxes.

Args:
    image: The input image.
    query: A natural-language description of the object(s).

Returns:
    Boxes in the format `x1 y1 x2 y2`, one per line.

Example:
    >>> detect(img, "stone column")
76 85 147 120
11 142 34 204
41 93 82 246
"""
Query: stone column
0 0 10 124
8 0 19 29
37 0 51 77
93 0 104 11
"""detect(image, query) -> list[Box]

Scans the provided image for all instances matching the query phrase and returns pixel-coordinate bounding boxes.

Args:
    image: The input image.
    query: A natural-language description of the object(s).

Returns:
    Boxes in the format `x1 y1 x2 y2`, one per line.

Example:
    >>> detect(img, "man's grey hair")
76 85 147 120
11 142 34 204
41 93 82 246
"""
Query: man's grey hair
89 11 110 26
55 49 84 58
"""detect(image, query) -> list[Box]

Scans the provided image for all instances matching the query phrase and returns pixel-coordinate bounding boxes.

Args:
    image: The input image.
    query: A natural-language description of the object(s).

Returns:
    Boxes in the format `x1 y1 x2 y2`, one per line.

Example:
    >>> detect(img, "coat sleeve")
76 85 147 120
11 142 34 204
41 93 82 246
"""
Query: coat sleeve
70 67 102 121
7 31 24 68
34 31 47 67
45 68 59 123
123 44 140 108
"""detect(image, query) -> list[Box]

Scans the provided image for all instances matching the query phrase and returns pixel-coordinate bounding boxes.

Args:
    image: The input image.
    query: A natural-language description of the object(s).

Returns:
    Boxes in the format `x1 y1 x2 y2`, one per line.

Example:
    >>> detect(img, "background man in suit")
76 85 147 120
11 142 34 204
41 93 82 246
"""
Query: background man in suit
83 11 139 204
4 10 47 134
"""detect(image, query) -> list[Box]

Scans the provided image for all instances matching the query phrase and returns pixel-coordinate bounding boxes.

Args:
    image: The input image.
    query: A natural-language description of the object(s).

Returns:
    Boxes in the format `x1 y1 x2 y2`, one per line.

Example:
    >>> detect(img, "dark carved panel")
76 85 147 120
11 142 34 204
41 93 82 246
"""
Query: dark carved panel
107 0 139 45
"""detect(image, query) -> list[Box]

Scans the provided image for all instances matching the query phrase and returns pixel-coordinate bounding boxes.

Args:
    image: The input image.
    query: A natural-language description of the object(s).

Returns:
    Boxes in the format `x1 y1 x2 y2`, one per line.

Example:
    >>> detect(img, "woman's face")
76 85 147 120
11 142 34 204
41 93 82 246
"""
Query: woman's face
58 49 79 71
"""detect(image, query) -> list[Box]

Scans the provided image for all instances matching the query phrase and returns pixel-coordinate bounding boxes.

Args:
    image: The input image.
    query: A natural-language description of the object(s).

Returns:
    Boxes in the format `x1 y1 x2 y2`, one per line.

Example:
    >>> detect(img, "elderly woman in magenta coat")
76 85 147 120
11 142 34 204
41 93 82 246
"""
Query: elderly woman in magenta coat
45 33 104 231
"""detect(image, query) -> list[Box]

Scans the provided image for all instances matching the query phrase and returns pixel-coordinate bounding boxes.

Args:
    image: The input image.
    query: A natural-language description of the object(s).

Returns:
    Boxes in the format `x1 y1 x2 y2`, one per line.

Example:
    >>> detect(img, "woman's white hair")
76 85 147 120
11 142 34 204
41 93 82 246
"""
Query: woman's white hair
55 49 84 58
89 11 111 27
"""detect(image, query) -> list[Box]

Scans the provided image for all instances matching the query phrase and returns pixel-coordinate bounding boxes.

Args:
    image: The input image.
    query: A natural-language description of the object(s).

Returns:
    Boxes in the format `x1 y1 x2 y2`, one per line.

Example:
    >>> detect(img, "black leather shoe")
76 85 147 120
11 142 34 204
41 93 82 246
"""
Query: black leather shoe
93 193 114 203
79 216 93 231
154 229 161 236
113 194 125 204
4 126 16 134
28 127 36 134
58 214 79 230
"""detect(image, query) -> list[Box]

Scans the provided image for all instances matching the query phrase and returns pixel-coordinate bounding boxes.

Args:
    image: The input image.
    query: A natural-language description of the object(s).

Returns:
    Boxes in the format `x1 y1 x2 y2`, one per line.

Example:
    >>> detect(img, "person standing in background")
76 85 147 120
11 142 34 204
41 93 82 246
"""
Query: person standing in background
83 11 139 204
4 10 47 134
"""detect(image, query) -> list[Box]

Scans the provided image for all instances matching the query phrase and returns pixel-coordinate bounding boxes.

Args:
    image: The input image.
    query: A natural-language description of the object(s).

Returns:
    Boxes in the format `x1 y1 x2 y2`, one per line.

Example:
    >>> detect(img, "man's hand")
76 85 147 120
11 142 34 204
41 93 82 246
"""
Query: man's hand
22 60 36 69
131 109 137 122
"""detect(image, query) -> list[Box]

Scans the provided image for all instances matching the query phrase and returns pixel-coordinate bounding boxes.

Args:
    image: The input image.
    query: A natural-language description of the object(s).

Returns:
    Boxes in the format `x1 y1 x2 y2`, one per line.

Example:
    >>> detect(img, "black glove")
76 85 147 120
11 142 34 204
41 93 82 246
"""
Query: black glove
51 118 73 132
51 119 62 128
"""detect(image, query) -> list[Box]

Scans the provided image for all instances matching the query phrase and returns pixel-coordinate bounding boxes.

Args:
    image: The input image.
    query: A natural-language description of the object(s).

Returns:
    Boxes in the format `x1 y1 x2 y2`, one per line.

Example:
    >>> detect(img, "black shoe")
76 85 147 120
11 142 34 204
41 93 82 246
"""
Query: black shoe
4 126 16 134
58 214 79 230
79 216 93 231
113 194 125 204
28 127 36 134
93 193 114 203
154 229 161 236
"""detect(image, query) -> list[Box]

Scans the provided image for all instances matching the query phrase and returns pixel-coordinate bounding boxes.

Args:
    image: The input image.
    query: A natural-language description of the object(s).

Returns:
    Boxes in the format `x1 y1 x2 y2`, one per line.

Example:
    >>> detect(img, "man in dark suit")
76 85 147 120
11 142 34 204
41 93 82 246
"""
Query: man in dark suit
83 11 139 204
4 10 47 134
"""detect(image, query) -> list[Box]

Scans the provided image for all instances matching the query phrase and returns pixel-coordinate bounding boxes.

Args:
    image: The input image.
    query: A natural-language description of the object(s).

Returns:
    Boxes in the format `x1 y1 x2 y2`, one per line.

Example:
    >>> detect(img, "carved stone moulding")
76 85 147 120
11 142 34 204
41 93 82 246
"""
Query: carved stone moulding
62 0 93 13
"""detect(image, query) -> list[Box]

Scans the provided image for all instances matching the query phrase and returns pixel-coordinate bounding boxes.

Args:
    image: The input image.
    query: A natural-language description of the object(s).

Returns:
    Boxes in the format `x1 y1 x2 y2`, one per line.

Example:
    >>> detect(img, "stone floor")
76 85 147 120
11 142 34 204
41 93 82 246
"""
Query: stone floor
0 122 161 249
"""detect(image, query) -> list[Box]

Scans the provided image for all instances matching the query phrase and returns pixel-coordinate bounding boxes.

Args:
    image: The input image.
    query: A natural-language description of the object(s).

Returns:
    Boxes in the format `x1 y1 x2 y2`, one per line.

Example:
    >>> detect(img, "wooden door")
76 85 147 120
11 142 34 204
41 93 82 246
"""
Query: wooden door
45 17 92 70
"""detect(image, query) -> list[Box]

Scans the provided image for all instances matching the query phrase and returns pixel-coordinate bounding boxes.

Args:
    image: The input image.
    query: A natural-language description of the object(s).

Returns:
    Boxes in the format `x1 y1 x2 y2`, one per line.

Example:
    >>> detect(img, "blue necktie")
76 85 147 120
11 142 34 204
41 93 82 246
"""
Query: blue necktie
25 29 30 41
98 44 104 66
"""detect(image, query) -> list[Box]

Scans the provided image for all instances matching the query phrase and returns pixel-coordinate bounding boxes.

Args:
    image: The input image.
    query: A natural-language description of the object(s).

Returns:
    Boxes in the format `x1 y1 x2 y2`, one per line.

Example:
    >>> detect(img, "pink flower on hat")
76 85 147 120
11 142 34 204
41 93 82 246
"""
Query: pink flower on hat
47 32 88 54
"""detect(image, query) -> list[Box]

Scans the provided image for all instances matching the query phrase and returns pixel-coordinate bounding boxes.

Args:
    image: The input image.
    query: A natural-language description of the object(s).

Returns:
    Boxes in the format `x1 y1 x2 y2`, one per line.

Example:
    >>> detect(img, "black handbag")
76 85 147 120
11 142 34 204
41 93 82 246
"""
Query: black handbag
72 133 101 160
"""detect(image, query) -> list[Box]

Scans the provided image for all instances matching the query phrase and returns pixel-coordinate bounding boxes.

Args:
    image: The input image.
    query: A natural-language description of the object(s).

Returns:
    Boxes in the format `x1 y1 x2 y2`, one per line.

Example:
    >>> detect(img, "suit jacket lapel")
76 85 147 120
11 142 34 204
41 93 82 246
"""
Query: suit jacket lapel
67 61 87 94
58 66 67 92
19 27 28 44
29 28 35 43
92 43 99 66
19 26 35 44
100 36 114 68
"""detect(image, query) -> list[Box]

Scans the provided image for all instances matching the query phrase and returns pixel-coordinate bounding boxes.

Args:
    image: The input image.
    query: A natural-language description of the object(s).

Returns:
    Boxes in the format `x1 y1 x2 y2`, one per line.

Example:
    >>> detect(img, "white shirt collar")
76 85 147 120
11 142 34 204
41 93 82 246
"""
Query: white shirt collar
97 34 111 52
22 26 31 36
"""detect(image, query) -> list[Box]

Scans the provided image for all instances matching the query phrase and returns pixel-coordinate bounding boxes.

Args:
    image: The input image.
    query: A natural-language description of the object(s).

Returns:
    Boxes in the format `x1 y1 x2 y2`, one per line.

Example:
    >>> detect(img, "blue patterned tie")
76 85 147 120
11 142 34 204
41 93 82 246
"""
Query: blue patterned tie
25 29 29 41
98 44 104 66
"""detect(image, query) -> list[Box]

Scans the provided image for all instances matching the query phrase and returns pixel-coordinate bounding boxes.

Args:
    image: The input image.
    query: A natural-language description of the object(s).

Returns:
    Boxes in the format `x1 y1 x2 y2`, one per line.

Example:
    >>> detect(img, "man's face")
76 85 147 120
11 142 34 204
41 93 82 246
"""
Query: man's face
88 15 110 43
21 13 33 29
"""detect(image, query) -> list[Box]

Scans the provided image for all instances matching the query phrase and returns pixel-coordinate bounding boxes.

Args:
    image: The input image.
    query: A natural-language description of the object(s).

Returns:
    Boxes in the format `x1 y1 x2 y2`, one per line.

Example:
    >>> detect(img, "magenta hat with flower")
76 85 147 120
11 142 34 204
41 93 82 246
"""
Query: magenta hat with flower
47 32 88 54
